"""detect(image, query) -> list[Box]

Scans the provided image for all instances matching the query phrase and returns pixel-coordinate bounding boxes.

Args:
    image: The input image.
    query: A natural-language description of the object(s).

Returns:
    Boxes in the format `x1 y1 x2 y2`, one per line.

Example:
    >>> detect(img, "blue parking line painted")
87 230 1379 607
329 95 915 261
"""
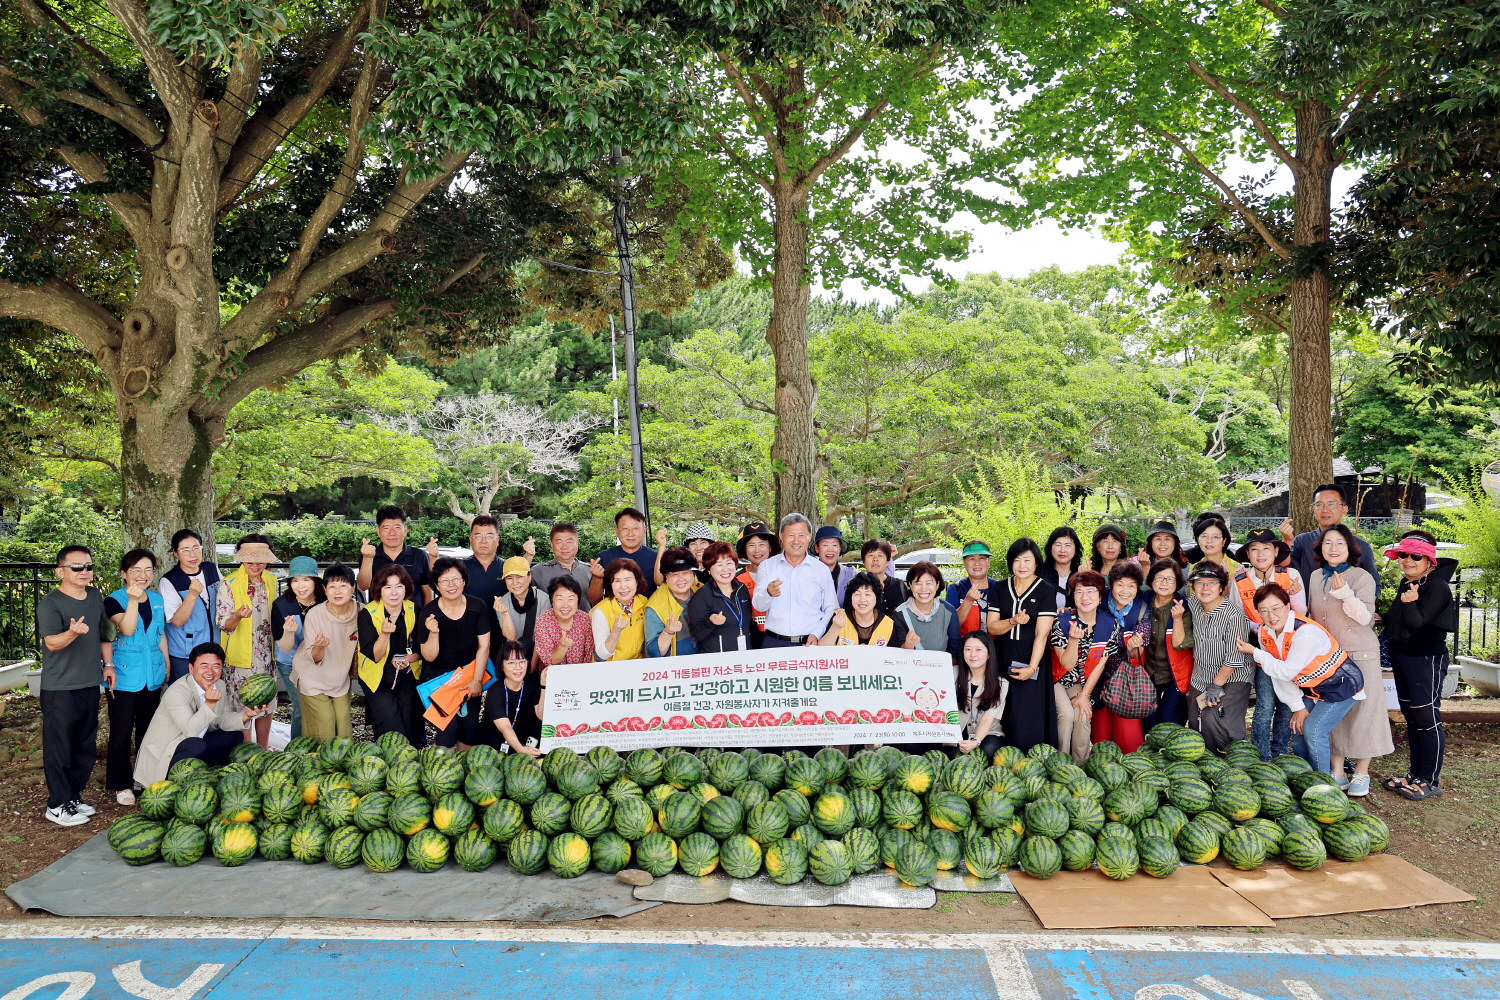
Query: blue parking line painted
1025 948 1500 1000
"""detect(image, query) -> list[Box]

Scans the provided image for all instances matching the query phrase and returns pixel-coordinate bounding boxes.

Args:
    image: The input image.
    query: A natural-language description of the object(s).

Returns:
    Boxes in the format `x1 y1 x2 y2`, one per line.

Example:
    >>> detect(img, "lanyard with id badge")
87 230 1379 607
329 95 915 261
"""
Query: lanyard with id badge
722 589 749 651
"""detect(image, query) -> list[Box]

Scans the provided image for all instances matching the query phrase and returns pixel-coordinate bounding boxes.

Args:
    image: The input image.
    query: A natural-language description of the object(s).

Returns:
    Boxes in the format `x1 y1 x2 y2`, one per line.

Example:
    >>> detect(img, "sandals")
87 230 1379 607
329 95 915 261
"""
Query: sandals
1382 775 1410 792
1396 779 1443 801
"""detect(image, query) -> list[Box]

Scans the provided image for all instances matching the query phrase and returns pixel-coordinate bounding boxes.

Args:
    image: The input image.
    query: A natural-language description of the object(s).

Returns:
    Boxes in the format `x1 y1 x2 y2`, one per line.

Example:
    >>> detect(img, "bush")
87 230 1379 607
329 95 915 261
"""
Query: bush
936 456 1101 560
1430 475 1500 597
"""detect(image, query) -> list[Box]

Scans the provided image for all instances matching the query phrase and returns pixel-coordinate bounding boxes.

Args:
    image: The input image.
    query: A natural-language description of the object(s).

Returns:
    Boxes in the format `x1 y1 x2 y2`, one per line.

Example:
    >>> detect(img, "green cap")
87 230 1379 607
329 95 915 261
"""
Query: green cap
961 541 992 557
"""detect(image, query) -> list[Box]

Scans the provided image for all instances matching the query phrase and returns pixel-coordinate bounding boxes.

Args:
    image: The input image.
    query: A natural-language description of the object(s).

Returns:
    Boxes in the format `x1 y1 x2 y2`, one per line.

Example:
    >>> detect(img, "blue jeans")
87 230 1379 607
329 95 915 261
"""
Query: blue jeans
1291 695 1357 776
1252 666 1293 761
1144 682 1188 731
276 659 301 740
168 656 191 684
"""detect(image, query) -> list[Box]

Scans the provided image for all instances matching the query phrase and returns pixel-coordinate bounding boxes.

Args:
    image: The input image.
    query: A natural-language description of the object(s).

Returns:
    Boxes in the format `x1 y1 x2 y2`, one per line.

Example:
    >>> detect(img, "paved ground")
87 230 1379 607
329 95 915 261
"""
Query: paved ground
2 922 1498 1000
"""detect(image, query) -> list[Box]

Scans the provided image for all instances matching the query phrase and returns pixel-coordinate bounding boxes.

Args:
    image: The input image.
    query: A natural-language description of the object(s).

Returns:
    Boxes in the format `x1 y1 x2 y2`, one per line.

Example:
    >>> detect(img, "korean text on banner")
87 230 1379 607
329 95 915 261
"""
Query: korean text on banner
539 646 959 752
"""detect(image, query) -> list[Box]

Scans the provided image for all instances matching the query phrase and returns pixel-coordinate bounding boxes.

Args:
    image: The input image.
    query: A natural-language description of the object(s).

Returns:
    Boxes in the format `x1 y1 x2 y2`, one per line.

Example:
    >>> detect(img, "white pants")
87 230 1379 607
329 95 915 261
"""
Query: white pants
1053 682 1092 762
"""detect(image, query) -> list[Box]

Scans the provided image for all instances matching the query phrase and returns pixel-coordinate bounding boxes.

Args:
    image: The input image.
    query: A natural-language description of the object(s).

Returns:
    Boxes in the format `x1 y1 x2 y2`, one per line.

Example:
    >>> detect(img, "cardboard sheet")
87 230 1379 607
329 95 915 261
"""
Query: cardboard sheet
1210 853 1474 919
1009 864 1275 929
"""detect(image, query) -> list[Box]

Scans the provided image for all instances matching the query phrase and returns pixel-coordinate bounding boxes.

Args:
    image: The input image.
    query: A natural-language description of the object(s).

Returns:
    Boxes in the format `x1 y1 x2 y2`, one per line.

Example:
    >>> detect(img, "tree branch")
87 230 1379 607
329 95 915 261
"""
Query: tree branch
717 52 790 178
1184 59 1297 172
1156 127 1293 259
217 49 265 150
104 0 196 122
804 44 947 186
0 277 123 354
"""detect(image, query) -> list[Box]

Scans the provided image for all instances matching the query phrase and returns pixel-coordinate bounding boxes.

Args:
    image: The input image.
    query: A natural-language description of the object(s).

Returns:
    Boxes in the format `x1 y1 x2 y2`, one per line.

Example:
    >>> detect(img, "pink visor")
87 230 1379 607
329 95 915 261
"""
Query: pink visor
1384 538 1438 562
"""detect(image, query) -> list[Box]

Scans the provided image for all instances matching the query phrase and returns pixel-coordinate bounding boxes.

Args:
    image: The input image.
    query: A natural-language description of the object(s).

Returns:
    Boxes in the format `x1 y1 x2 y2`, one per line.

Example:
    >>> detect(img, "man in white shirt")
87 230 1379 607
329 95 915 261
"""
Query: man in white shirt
752 513 838 647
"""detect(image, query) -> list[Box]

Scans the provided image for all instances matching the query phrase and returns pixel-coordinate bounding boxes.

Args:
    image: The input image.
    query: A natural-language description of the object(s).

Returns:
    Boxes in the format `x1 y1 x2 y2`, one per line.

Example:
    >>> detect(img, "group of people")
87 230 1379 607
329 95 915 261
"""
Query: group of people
34 486 1457 829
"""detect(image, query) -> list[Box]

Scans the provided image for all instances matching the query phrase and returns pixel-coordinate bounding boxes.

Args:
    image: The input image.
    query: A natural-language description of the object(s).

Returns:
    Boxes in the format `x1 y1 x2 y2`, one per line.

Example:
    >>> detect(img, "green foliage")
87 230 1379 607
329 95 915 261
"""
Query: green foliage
148 0 286 70
1431 476 1500 598
15 495 120 581
1335 370 1493 487
935 457 1099 554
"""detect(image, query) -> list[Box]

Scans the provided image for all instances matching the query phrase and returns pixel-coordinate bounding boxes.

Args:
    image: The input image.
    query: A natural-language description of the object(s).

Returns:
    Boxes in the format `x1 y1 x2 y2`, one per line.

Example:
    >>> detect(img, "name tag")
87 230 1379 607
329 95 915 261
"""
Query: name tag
737 634 748 651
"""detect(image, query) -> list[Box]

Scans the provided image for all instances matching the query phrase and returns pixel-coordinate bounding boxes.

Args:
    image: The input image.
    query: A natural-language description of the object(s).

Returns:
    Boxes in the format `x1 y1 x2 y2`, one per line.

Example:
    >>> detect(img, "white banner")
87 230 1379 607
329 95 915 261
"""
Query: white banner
540 645 961 752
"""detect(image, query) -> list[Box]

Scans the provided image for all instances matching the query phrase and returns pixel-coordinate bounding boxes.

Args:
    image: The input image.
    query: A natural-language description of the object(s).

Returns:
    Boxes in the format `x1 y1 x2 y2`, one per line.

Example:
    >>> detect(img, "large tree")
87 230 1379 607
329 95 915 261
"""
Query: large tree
0 0 692 555
986 0 1419 530
660 0 1006 519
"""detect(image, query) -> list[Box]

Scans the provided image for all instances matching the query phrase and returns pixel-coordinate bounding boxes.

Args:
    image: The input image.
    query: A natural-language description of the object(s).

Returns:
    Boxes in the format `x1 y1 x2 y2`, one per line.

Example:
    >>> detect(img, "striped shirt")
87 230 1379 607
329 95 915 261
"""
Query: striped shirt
1183 593 1253 690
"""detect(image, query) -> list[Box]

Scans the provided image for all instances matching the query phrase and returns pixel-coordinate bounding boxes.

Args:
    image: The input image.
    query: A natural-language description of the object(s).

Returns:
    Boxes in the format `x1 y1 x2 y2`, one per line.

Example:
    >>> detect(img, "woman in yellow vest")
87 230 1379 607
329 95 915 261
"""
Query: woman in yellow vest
591 558 647 660
216 535 280 748
357 563 424 746
645 547 701 657
822 571 912 647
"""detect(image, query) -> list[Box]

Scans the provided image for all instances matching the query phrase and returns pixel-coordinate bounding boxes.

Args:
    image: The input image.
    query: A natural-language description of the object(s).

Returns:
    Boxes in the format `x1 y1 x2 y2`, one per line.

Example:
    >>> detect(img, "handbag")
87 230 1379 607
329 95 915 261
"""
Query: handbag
1099 631 1156 719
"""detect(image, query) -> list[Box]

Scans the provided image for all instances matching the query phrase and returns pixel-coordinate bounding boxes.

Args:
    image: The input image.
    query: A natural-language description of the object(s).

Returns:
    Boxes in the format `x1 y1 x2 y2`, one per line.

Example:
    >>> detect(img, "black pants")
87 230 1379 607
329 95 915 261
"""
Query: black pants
1391 651 1447 785
105 687 161 791
41 688 100 809
366 674 426 748
170 729 243 770
434 696 483 748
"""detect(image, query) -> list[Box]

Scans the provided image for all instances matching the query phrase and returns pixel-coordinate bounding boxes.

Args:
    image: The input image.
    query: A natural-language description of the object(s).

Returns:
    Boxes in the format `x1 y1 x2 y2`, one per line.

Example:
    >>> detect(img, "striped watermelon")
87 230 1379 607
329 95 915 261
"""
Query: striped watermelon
384 759 422 798
963 833 1003 879
893 756 936 796
387 793 431 836
883 791 923 830
647 782 678 811
1322 820 1372 862
791 823 824 850
1065 795 1105 835
764 837 808 884
1280 827 1328 870
592 832 633 874
662 752 707 790
174 784 218 825
347 756 387 796
569 793 613 839
258 823 293 861
1137 836 1178 878
746 801 791 845
505 765 547 805
605 776 645 807
421 757 465 798
784 758 824 798
678 832 720 877
775 788 812 827
406 829 450 873
700 795 744 840
1167 778 1213 814
554 761 602 801
1213 783 1260 822
452 829 496 872
362 828 405 872
733 779 770 812
975 791 1015 830
1221 827 1267 870
110 816 165 865
991 828 1021 869
1058 829 1095 871
1342 812 1390 853
749 753 786 791
168 757 209 782
1301 784 1352 825
530 792 572 835
686 782 720 807
927 829 962 871
318 787 358 828
626 748 665 787
432 792 475 837
262 783 302 825
319 735 355 770
635 832 679 876
324 826 364 868
659 792 701 839
1018 835 1062 880
927 791 972 833
813 791 856 836
1103 787 1151 826
214 823 259 867
1024 799 1070 840
806 839 851 885
1095 836 1139 880
849 786 881 829
507 829 549 875
482 799 526 843
138 780 178 820
611 795 654 841
847 752 887 790
707 752 749 792
894 839 938 886
161 823 207 866
289 821 328 863
352 790 393 832
1176 820 1220 864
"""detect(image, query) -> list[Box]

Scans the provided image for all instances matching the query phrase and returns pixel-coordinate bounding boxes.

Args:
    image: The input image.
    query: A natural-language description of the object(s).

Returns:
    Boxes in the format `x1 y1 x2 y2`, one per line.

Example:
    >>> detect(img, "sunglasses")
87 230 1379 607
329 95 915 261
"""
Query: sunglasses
62 564 95 572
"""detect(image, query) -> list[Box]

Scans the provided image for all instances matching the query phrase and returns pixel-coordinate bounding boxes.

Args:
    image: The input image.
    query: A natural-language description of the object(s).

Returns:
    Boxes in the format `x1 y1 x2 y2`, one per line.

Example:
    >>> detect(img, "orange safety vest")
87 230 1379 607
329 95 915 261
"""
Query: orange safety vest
1235 567 1292 625
1257 613 1348 690
736 570 767 631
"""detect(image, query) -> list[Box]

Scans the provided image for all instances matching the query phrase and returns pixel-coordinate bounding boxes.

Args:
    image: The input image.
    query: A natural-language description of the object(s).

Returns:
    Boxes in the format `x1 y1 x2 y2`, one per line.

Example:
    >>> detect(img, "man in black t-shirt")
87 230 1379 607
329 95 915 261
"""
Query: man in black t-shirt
358 505 435 605
588 507 657 605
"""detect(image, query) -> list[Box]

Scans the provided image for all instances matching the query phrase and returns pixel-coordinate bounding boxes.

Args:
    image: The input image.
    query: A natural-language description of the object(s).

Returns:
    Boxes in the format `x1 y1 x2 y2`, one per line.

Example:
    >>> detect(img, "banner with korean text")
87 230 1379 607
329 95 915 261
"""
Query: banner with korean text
539 645 960 752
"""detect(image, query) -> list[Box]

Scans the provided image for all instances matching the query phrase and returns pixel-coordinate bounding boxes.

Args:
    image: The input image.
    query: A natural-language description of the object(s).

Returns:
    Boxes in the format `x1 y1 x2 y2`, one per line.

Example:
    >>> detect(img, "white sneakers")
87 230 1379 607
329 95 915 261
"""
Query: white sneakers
44 802 89 827
71 799 96 817
116 789 137 806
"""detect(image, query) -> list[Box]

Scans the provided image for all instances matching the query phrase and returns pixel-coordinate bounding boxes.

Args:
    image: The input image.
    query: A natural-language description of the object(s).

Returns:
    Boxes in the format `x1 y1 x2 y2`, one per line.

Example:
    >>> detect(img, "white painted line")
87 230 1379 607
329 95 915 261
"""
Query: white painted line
981 943 1042 1000
2 920 1499 962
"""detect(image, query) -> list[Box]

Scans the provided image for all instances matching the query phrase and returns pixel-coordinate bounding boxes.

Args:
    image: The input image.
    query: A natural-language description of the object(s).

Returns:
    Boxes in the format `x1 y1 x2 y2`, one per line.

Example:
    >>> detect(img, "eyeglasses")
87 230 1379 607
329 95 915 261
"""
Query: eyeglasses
63 564 95 572
1312 502 1344 510
176 544 203 554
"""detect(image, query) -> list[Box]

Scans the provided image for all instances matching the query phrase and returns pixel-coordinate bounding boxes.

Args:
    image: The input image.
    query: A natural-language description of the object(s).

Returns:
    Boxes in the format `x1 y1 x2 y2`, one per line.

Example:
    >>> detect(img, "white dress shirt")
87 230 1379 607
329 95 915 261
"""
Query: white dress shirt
751 552 839 638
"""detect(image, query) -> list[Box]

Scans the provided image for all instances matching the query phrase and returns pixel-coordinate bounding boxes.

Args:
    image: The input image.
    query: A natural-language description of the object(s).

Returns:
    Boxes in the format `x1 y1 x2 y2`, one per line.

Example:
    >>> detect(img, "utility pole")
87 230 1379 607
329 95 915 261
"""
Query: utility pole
609 316 620 437
611 145 649 529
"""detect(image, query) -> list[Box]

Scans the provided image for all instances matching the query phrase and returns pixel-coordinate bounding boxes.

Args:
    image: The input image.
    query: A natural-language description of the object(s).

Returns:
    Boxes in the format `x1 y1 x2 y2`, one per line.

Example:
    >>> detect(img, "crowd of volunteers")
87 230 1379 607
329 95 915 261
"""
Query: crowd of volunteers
35 486 1459 827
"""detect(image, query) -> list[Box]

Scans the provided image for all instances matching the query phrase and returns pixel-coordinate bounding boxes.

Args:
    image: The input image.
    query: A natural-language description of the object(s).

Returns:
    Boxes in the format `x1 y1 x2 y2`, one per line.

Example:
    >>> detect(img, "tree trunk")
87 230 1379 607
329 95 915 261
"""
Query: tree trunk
766 179 820 522
1287 99 1337 535
120 403 216 565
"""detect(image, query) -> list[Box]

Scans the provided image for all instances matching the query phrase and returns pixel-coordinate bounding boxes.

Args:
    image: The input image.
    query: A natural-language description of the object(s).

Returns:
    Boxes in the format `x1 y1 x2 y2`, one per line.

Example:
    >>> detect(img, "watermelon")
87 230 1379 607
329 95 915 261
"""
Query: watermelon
168 757 209 783
791 823 825 849
848 786 881 829
847 752 887 790
881 827 914 868
1273 753 1313 777
648 782 678 811
1301 784 1352 825
283 735 318 755
625 748 665 787
507 829 549 875
1254 780 1296 818
407 828 450 873
289 821 328 863
706 752 748 793
733 779 770 811
679 832 720 876
592 831 633 874
531 792 573 836
1221 827 1268 870
1035 781 1072 805
658 792 702 838
686 782 721 807
1343 812 1390 853
1194 810 1232 837
1138 836 1178 878
748 753 786 791
347 756 387 796
432 792 475 837
388 793 432 836
254 822 291 861
894 839 938 886
1058 829 1095 871
1023 799 1070 840
261 783 302 825
321 825 362 868
1175 818 1221 864
784 757 824 798
228 741 264 765
1095 836 1139 880
1065 795 1106 835
810 791 854 836
605 777 644 806
1014 756 1046 783
1322 820 1372 862
962 833 1003 879
925 829 960 871
975 791 1014 830
1154 803 1189 838
883 790 923 829
993 771 1029 809
612 795 655 841
1168 778 1214 814
1281 827 1328 870
464 766 506 808
540 745 577 777
174 783 218 825
575 745 616 782
774 788 812 827
110 816 165 865
138 780 178 820
385 759 422 797
893 756 936 796
765 837 809 885
695 747 722 764
352 790 393 832
833 826 873 874
1213 783 1260 822
483 799 526 843
811 747 846 784
1164 761 1201 783
1099 820 1133 843
1246 763 1286 785
993 745 1023 768
504 764 548 805
991 828 1022 868
362 827 405 872
924 790 969 833
800 838 849 885
1134 817 1175 845
318 787 358 829
555 761 602 802
1290 770 1338 796
745 801 791 845
420 756 465 799
215 823 259 867
701 795 744 839
1019 835 1062 879
635 832 679 876
1090 760 1131 792
318 735 354 770
375 730 411 756
160 823 207 866
1161 728 1206 762
561 793 609 839
663 752 707 790
446 828 493 872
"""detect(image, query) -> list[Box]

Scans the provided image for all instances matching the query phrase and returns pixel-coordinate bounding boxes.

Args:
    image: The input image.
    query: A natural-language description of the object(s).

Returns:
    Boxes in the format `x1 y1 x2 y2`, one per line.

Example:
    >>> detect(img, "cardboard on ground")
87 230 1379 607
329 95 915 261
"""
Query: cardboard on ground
1009 864 1276 928
1209 854 1474 919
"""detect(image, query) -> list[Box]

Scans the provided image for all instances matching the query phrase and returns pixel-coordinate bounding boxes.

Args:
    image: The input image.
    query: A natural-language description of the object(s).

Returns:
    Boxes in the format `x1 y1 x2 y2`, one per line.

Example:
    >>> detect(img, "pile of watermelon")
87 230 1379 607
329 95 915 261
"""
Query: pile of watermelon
104 722 1388 885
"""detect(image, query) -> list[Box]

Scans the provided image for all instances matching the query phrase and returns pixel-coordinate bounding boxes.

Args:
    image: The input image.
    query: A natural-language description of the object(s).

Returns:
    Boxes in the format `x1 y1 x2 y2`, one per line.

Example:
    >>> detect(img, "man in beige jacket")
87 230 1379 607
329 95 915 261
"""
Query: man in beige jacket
133 642 264 787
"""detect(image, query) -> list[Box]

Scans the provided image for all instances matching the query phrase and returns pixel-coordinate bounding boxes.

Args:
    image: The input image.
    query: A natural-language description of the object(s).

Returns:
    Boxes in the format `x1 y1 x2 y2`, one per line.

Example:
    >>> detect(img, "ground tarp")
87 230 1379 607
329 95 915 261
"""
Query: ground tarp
6 832 660 922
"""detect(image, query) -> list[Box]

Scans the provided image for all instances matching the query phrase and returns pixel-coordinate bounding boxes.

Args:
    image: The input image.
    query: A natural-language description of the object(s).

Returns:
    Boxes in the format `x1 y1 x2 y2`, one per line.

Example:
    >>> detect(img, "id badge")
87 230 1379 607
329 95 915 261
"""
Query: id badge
737 634 748 651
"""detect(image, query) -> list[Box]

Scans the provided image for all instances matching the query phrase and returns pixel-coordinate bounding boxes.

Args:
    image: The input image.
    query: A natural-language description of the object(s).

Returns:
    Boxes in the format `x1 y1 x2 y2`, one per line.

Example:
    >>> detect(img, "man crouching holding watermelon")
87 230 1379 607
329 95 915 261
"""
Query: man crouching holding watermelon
133 643 268 787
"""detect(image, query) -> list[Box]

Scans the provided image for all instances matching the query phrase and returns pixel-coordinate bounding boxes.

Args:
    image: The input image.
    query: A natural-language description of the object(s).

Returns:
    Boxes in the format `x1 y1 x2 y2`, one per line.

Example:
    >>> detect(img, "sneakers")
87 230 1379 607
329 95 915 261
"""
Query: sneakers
116 789 136 806
1334 774 1351 791
45 802 89 827
71 799 96 817
1347 773 1370 797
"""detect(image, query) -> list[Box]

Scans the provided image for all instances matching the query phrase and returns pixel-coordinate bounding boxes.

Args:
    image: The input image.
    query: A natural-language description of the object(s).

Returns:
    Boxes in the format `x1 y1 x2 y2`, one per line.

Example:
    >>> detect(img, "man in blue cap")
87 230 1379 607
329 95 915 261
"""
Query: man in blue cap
814 525 856 604
944 541 999 651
